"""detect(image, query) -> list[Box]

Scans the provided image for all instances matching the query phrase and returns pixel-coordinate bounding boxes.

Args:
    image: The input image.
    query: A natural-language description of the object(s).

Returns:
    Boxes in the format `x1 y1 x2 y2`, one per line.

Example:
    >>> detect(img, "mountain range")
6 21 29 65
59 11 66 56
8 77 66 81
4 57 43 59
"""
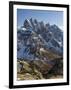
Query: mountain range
17 18 63 60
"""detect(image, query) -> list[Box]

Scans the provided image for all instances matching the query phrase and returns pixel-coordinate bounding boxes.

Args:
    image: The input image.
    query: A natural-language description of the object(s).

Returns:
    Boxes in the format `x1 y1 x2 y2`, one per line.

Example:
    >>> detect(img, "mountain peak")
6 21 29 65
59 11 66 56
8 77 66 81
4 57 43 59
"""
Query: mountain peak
17 18 63 60
24 19 32 29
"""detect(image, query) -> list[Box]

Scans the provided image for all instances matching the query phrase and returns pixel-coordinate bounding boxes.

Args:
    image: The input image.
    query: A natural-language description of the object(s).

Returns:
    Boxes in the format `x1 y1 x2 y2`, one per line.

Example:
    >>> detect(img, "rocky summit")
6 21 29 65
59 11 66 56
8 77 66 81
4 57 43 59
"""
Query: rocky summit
17 18 63 80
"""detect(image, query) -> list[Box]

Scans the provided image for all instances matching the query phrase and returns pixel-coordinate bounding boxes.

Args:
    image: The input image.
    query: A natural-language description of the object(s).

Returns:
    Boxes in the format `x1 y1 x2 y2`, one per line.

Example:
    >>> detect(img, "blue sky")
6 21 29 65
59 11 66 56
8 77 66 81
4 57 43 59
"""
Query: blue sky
17 9 63 30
